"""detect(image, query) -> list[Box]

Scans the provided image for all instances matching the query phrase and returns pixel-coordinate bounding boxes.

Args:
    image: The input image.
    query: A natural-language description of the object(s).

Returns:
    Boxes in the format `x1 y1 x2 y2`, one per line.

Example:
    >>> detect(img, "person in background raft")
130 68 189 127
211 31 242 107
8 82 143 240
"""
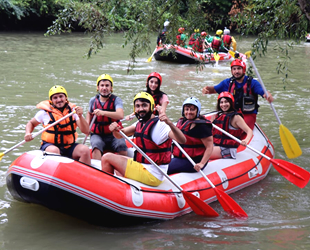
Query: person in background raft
168 97 213 175
101 92 186 187
24 85 91 165
219 27 237 52
157 20 170 46
126 72 169 120
205 29 223 53
202 58 274 129
176 27 188 48
86 74 127 160
192 31 208 53
209 92 253 160
188 28 200 48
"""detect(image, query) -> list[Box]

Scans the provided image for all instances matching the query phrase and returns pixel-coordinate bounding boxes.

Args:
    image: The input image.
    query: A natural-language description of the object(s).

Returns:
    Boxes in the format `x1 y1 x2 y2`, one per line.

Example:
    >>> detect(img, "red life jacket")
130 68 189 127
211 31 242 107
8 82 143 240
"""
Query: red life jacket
188 33 197 46
228 76 259 113
134 117 172 165
213 112 243 148
151 91 166 115
222 34 232 48
176 34 182 46
211 36 221 52
91 94 122 135
192 37 204 53
36 100 77 148
173 118 210 158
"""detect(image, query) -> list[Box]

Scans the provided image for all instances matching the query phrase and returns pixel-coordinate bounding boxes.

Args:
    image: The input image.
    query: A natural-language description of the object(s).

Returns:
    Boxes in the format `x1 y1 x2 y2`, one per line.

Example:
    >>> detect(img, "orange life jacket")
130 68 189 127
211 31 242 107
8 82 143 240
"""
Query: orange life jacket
36 100 78 148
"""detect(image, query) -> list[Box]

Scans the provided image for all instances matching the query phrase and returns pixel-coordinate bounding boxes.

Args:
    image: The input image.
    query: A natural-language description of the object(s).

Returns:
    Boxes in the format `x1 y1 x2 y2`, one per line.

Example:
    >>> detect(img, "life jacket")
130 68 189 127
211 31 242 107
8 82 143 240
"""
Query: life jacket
36 100 78 148
213 112 244 148
176 33 185 47
172 118 211 158
228 76 259 114
188 33 197 46
134 117 172 165
222 34 232 48
192 37 204 53
91 94 122 135
211 36 222 52
151 91 166 115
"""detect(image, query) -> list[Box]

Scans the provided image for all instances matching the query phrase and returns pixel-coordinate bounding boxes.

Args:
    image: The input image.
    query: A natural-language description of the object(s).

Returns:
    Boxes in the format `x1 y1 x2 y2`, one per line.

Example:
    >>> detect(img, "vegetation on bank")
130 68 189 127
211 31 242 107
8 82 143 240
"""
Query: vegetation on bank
1 0 310 82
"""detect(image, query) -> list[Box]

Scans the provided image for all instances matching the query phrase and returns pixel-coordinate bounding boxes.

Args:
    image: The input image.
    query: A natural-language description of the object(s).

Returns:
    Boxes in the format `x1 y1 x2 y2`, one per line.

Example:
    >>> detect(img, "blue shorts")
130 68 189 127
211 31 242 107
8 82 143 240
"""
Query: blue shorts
168 156 206 175
40 141 78 158
90 133 127 154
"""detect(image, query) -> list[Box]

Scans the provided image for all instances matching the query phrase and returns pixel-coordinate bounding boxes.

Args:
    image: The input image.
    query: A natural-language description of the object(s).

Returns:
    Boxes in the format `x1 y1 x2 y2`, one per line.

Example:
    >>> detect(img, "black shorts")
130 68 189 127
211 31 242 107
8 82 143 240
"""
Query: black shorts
40 141 79 158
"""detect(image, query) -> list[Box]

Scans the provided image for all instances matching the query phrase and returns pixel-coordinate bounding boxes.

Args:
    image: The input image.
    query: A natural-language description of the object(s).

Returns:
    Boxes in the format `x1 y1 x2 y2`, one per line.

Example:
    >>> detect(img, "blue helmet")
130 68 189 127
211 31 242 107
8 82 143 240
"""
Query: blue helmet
182 97 201 118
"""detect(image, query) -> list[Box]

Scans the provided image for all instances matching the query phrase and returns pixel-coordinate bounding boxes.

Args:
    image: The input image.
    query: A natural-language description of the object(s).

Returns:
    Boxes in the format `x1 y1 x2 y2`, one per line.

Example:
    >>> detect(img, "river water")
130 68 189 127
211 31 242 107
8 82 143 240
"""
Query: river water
0 32 310 249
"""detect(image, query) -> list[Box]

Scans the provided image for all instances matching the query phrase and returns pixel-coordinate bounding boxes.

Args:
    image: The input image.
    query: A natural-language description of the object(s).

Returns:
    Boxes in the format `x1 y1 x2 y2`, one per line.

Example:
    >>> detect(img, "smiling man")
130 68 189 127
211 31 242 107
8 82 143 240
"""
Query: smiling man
24 85 91 165
101 92 186 186
86 74 127 160
202 58 274 129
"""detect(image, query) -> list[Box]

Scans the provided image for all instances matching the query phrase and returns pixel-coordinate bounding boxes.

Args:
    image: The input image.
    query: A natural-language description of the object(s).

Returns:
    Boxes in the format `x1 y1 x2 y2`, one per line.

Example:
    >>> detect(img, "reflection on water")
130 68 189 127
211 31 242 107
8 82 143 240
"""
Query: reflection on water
0 32 310 249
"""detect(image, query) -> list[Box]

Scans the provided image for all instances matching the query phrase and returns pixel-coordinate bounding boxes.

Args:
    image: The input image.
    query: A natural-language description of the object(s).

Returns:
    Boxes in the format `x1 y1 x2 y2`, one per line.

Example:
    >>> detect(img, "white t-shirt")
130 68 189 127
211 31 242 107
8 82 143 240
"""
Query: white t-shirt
140 120 171 181
34 109 79 125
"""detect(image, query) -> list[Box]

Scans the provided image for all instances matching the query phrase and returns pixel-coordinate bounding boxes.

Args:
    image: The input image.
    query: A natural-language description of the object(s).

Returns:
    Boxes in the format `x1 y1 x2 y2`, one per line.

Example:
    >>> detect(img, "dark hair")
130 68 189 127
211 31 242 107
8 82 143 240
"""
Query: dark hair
146 76 160 94
216 97 235 112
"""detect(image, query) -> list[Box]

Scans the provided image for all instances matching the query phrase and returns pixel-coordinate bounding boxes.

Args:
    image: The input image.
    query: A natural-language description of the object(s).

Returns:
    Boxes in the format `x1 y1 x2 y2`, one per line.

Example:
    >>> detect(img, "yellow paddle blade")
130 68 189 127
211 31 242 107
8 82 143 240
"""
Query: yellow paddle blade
279 124 302 159
0 152 3 161
214 52 220 62
244 51 252 58
228 50 235 58
146 56 153 62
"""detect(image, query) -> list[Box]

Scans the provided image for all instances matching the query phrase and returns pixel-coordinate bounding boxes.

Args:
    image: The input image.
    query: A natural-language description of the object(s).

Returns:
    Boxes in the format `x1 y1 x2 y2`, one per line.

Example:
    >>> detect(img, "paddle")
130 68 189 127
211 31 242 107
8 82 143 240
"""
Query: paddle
83 115 96 145
0 111 76 161
172 139 248 218
244 51 302 159
214 52 220 64
118 130 219 217
146 47 157 62
212 123 310 189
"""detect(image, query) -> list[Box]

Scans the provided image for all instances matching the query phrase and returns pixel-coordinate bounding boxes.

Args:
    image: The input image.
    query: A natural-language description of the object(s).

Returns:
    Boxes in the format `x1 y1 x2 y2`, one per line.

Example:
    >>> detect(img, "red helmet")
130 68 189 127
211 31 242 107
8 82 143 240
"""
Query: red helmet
231 59 246 73
217 91 235 104
147 72 162 86
178 27 184 33
201 32 207 37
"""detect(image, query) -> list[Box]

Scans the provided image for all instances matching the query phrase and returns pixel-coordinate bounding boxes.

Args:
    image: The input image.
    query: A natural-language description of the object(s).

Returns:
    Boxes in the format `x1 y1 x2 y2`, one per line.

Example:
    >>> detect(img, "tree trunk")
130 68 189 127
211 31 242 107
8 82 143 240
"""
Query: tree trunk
298 0 310 21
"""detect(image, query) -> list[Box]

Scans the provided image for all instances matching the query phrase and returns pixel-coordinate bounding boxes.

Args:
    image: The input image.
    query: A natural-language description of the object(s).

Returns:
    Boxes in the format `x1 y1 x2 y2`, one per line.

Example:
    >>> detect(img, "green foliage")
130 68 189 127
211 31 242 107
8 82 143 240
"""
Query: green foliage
232 0 309 84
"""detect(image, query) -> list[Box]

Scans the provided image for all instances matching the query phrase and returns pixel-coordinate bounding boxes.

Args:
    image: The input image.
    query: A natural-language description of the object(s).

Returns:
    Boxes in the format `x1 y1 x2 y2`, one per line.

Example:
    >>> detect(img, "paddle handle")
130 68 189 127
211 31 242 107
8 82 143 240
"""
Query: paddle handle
212 123 271 161
82 115 97 145
119 130 183 192
173 140 216 189
247 56 282 125
3 111 76 155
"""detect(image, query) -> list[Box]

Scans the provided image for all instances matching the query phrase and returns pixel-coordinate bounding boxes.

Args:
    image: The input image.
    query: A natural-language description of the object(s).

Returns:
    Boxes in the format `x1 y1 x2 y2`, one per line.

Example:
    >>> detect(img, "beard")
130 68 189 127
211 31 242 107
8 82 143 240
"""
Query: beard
135 110 152 122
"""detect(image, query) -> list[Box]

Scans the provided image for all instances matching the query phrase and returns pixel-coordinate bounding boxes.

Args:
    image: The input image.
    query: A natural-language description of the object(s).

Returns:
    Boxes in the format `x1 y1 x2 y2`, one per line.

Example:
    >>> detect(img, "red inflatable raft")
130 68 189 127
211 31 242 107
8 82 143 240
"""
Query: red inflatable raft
6 120 274 226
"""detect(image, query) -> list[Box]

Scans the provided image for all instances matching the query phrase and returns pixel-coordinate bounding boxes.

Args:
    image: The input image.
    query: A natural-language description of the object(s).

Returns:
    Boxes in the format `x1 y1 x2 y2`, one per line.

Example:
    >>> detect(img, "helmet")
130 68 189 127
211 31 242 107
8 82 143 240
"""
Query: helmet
133 92 155 113
201 31 207 37
231 59 246 73
217 91 235 104
96 74 113 87
223 27 230 35
164 20 170 27
49 85 68 100
216 29 223 36
194 28 200 33
178 27 184 33
182 97 201 118
147 72 162 86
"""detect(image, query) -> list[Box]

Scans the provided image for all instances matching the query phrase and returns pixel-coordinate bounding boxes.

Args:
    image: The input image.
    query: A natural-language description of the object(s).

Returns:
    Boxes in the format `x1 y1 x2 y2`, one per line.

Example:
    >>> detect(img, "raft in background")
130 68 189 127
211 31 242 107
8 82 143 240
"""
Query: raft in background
306 33 310 42
154 44 233 64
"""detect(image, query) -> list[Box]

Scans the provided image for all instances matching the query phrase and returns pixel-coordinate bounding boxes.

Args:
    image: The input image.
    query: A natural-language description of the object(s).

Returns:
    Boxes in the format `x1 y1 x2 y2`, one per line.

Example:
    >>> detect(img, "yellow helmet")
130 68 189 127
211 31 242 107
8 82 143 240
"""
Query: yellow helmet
216 29 223 36
49 85 68 100
96 74 113 87
133 92 155 113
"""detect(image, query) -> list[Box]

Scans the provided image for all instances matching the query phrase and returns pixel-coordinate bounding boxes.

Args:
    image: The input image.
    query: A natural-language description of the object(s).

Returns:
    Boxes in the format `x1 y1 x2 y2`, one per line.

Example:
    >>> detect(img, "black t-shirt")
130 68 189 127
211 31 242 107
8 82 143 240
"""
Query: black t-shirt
182 120 213 139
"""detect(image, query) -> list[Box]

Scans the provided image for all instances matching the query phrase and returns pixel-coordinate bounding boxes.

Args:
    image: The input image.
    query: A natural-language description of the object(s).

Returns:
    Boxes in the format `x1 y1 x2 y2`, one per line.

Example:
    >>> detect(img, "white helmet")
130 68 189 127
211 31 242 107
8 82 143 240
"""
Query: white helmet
164 20 170 27
224 27 230 35
182 97 201 118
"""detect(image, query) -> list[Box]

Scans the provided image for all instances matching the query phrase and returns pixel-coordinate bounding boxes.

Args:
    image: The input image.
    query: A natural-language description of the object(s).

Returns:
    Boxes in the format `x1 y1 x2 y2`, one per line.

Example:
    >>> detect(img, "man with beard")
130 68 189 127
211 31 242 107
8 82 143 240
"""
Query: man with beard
86 74 127 160
101 92 186 187
24 85 91 165
202 58 274 129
